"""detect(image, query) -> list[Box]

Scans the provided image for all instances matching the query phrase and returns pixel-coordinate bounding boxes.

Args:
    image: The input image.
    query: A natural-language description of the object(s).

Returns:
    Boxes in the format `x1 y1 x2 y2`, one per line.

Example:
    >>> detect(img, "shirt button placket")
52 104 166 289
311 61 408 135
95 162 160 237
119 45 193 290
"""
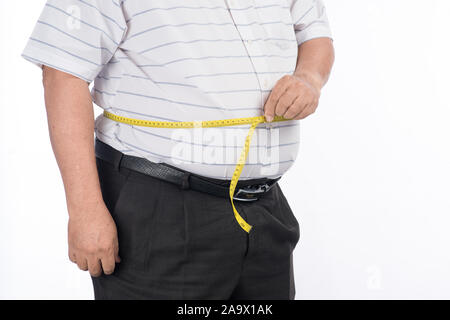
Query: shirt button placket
229 0 271 99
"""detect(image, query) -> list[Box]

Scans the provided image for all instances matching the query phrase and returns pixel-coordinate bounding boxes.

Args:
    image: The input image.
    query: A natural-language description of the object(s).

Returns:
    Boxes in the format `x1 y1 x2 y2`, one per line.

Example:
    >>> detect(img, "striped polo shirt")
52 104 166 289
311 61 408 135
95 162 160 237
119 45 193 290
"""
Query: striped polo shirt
22 0 332 180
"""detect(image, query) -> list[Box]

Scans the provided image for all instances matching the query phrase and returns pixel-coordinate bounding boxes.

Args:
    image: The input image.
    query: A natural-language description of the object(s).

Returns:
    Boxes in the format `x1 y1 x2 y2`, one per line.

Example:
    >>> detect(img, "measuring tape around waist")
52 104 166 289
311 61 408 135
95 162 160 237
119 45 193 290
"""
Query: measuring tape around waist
103 110 289 233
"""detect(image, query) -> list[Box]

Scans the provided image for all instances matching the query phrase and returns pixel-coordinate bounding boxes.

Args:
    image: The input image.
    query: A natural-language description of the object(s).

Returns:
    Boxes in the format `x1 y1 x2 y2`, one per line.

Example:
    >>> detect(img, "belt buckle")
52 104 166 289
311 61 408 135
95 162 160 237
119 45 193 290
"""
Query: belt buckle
233 182 273 202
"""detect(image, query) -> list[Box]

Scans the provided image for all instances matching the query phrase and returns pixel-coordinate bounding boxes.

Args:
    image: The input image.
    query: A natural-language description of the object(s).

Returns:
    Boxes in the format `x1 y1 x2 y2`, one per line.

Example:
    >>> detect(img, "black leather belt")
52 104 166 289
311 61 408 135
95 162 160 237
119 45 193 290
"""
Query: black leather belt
94 138 280 202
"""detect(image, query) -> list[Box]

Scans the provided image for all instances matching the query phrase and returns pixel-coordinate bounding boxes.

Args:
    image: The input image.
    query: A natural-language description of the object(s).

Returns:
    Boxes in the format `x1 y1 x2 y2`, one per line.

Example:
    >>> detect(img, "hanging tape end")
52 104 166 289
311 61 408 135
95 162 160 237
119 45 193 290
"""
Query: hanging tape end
242 223 253 233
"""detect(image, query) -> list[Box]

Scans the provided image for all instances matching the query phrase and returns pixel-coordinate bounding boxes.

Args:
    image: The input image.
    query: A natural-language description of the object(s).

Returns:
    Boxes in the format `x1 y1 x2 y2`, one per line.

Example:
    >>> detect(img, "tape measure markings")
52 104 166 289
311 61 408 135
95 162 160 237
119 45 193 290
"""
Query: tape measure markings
103 110 288 233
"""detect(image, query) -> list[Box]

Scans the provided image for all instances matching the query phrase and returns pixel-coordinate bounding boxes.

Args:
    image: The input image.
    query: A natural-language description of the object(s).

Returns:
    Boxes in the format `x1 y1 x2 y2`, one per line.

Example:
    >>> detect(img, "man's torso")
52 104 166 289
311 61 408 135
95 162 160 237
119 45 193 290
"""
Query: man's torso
93 0 300 179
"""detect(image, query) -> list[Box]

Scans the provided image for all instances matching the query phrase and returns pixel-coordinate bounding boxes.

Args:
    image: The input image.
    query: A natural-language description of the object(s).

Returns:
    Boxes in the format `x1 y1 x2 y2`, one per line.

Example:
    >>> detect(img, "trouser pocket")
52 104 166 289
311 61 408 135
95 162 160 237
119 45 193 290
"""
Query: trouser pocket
96 157 131 214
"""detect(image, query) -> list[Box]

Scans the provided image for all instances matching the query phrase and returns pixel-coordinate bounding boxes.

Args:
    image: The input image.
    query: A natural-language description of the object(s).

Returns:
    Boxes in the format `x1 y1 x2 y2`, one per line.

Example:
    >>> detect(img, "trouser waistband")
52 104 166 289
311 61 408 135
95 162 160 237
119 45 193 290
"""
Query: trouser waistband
94 138 280 202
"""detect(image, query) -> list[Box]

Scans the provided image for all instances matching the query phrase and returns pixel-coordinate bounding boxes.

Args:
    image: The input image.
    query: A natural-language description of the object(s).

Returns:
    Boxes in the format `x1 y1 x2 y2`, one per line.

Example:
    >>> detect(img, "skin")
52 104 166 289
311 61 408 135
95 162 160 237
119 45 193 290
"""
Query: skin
41 37 334 277
42 68 120 277
264 37 335 121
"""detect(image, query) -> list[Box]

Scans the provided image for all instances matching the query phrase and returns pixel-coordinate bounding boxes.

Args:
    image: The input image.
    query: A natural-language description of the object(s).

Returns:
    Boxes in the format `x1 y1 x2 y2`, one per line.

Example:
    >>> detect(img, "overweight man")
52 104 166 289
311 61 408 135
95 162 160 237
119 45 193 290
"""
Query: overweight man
22 0 334 300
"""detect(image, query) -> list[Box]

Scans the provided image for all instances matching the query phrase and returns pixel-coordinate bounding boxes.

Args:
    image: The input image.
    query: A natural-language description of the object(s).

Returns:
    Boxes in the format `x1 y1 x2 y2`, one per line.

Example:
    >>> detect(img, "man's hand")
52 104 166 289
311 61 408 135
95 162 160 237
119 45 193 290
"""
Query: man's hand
68 202 121 277
263 74 321 122
264 38 335 122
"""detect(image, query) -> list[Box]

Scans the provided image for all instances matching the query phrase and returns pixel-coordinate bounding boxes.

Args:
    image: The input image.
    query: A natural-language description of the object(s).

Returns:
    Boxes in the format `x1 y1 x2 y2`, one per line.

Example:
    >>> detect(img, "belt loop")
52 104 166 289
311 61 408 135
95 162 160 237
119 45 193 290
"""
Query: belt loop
114 153 124 172
94 138 123 171
180 172 190 190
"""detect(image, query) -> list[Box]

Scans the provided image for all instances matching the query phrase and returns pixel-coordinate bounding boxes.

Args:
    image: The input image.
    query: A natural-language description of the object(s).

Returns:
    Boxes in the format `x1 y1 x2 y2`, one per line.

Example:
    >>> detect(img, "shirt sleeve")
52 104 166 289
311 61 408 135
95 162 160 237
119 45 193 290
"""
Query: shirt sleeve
290 0 333 46
21 0 127 83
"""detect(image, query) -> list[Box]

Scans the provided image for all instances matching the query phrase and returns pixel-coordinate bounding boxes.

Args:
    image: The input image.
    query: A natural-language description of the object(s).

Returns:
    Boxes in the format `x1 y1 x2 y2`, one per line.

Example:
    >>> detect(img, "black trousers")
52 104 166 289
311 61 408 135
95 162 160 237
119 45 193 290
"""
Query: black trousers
93 155 300 300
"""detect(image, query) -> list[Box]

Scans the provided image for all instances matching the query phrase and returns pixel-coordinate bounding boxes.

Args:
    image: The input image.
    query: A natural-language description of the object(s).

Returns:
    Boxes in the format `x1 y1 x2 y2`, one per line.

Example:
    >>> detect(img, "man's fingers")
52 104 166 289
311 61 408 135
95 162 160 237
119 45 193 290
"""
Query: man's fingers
100 255 117 275
283 95 303 119
87 257 102 277
76 257 88 271
113 237 121 263
68 249 77 264
275 89 297 118
264 75 292 121
115 251 121 263
295 103 316 120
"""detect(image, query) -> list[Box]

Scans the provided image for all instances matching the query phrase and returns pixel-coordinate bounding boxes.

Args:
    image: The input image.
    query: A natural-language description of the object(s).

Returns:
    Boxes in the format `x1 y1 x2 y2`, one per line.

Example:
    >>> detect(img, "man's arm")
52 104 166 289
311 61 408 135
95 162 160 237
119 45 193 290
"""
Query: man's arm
42 66 120 277
264 37 335 121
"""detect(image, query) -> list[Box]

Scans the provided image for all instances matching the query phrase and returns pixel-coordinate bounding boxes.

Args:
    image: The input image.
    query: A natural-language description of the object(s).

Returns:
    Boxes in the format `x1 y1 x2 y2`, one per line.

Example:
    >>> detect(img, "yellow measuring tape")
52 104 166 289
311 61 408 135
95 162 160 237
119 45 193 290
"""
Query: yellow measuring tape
103 110 289 233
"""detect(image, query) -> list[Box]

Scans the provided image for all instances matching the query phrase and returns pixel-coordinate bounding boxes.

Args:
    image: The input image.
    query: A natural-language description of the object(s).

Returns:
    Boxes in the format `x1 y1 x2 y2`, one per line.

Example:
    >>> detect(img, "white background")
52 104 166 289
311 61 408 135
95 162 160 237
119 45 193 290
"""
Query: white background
1 0 449 299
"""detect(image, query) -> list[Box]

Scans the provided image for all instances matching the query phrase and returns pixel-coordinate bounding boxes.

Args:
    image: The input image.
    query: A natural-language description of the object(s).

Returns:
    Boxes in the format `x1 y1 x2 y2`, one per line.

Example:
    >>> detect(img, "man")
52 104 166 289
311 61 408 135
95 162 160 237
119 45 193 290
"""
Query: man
22 0 334 300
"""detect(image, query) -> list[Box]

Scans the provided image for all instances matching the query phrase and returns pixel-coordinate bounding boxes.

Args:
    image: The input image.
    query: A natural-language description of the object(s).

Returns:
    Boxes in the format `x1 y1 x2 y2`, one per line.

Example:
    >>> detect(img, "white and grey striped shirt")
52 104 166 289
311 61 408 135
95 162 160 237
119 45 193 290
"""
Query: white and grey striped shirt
22 0 332 180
